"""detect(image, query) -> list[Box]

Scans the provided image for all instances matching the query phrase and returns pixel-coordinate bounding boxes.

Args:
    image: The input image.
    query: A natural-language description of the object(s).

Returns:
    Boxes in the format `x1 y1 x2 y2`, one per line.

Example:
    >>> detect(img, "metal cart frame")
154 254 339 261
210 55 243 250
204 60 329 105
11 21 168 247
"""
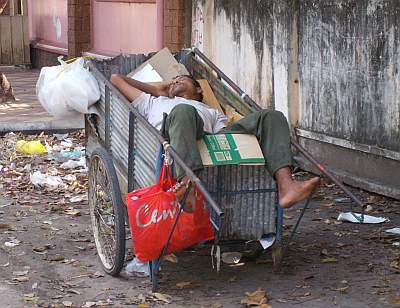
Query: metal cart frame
86 48 363 291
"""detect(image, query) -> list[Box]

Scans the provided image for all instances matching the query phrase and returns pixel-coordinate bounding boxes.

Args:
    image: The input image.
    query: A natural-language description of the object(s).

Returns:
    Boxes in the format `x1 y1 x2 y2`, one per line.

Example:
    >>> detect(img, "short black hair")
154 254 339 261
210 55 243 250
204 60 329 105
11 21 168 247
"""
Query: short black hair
175 74 203 101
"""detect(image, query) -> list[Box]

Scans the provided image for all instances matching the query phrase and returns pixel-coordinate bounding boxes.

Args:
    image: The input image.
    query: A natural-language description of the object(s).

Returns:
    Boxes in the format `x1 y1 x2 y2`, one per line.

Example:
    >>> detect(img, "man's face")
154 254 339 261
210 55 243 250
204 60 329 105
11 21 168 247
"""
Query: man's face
168 76 201 100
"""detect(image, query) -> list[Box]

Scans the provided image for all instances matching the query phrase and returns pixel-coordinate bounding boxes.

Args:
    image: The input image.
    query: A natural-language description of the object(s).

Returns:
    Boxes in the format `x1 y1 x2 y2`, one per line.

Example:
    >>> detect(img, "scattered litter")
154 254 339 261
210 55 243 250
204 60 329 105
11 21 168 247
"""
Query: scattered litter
393 242 400 247
337 212 388 224
385 227 400 235
61 149 83 159
259 233 276 249
60 157 86 169
30 171 65 189
4 239 21 247
63 174 77 182
53 133 69 140
221 252 242 264
64 208 81 216
16 140 47 155
69 194 88 203
334 197 351 203
125 258 150 277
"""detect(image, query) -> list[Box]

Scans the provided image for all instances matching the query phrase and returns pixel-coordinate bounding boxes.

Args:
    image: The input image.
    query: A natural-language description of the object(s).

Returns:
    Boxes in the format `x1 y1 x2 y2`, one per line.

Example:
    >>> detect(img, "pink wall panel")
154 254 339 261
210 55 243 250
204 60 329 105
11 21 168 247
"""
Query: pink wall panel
90 1 157 56
28 0 68 49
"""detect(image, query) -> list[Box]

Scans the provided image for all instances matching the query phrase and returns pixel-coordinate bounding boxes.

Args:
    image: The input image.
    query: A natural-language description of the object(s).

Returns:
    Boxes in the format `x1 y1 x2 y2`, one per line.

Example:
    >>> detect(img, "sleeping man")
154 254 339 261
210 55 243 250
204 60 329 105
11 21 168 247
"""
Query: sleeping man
110 74 319 211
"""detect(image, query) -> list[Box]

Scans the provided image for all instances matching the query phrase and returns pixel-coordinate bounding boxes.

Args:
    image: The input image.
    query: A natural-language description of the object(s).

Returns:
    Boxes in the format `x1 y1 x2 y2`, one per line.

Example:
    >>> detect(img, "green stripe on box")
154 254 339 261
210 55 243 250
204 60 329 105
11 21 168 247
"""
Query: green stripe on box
203 134 265 166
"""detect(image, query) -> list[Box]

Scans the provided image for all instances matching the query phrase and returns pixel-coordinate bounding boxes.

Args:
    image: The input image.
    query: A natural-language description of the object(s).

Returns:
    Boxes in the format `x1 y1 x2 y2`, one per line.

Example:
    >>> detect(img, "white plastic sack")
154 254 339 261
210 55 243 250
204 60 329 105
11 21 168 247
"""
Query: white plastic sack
36 57 100 117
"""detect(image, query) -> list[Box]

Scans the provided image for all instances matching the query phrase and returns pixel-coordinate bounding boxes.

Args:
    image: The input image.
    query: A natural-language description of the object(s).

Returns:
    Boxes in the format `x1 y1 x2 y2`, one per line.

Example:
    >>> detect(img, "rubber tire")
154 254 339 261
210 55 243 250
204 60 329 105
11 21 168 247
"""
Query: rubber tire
89 147 126 276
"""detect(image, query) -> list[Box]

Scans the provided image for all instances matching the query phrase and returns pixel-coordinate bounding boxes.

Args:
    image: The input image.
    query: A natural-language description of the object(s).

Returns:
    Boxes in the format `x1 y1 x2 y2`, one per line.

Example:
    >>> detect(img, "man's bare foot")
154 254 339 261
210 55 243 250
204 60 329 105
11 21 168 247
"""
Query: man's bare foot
275 167 320 209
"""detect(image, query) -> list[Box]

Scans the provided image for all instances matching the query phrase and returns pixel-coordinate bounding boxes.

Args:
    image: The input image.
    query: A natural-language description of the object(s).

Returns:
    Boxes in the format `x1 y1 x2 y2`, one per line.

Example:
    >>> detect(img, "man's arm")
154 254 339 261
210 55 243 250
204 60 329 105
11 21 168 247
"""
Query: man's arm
110 74 170 102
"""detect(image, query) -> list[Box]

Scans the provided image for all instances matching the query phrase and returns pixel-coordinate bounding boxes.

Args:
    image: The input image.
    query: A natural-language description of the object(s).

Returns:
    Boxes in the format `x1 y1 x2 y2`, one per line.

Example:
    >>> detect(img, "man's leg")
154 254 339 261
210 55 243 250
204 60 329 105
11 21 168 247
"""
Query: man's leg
162 104 205 179
222 110 319 208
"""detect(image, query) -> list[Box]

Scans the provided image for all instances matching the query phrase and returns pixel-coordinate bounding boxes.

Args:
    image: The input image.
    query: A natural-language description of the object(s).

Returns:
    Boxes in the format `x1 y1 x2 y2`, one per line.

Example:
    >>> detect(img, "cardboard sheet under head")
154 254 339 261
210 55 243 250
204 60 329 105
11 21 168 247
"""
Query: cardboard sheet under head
127 47 189 81
198 134 265 166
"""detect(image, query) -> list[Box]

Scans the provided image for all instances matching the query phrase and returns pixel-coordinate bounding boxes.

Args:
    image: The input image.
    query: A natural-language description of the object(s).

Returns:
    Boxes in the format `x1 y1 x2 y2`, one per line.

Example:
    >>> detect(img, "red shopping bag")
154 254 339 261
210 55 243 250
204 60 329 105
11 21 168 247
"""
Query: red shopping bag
125 164 214 262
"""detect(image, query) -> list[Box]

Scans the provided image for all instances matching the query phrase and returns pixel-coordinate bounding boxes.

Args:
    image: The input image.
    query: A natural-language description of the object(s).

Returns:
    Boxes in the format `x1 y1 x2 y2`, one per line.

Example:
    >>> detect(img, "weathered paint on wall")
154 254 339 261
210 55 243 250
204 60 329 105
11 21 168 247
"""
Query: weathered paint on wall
300 0 400 152
27 0 68 48
90 1 157 56
192 0 400 199
192 0 275 110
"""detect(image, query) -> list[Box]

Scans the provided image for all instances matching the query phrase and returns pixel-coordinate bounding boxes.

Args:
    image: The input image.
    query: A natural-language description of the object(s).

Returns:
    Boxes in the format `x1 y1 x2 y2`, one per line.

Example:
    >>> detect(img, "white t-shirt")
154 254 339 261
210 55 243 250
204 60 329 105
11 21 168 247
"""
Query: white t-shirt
133 93 228 133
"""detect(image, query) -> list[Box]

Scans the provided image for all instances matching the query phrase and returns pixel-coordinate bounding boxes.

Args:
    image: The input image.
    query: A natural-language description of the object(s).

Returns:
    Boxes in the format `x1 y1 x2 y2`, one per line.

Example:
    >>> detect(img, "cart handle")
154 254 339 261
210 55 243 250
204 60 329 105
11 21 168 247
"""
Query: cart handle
191 47 365 222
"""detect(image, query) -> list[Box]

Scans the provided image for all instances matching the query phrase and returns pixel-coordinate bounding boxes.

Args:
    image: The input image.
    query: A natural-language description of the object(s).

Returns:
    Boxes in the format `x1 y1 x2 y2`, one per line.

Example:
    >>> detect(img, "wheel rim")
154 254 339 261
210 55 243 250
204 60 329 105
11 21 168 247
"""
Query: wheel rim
89 155 118 271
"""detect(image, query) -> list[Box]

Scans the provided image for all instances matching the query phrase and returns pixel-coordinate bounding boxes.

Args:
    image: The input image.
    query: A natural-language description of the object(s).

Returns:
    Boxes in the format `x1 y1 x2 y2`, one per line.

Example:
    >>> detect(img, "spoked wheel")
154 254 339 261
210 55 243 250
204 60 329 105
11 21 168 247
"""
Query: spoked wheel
88 147 126 276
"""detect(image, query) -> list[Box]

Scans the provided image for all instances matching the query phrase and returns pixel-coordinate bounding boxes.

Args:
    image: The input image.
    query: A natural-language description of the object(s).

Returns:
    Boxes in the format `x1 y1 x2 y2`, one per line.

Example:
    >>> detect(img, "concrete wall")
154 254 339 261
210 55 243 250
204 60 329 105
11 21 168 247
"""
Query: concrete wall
192 0 400 199
90 1 157 56
299 0 400 153
28 0 68 49
192 0 275 112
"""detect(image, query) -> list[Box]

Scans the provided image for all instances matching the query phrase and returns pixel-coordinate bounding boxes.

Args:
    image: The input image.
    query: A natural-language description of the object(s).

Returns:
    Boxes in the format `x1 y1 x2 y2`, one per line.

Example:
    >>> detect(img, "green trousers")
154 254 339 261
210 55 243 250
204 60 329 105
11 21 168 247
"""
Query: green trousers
162 104 293 179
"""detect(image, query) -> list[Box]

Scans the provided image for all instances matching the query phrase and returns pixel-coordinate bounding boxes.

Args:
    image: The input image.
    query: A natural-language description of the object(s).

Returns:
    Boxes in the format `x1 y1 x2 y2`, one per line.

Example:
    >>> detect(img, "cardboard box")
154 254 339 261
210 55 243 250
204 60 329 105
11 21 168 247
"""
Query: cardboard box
127 47 189 81
198 134 265 166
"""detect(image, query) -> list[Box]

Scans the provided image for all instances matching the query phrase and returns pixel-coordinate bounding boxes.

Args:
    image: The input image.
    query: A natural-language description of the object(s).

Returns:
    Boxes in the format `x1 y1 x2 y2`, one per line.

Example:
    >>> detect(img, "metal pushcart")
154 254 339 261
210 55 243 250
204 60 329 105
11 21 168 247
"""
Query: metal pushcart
86 48 361 291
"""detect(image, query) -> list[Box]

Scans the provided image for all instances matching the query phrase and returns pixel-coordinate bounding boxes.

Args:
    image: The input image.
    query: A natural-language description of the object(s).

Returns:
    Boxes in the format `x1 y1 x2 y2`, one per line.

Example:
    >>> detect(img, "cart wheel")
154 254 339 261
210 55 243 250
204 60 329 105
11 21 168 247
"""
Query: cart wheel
272 244 283 270
89 147 126 276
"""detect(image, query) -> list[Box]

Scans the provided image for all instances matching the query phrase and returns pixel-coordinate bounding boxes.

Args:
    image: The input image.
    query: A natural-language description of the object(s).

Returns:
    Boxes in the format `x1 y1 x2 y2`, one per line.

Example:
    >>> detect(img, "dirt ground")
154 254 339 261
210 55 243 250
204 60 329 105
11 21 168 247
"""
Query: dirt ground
0 131 399 308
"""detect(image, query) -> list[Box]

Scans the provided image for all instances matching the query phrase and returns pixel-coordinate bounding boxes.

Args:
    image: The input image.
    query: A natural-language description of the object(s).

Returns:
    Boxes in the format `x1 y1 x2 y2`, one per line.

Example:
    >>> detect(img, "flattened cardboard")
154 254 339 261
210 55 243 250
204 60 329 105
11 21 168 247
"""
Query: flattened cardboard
127 47 189 80
198 134 265 166
197 79 225 114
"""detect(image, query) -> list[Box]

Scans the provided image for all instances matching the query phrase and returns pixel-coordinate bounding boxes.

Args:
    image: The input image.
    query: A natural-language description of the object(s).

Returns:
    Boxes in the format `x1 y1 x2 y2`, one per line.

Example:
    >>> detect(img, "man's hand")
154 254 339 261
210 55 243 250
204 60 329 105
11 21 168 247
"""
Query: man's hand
110 74 171 102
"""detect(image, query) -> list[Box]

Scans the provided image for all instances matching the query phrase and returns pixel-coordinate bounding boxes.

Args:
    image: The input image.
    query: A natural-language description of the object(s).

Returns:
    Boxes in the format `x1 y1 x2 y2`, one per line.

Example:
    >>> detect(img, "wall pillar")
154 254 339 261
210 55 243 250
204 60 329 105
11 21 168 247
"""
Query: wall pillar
163 0 191 52
68 0 91 58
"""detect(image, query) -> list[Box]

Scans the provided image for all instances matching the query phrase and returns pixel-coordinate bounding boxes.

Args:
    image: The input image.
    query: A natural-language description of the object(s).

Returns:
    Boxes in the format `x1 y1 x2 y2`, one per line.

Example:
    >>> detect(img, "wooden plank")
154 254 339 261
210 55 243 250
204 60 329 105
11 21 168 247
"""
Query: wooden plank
0 16 12 64
21 0 30 64
22 14 30 64
10 15 24 64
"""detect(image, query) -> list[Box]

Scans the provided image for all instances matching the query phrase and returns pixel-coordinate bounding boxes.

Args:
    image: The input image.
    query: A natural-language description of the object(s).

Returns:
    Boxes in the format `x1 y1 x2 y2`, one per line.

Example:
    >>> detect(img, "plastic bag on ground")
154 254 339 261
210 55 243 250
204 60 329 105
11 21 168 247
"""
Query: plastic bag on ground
30 171 65 189
60 157 86 169
36 57 100 117
125 258 150 277
16 140 47 155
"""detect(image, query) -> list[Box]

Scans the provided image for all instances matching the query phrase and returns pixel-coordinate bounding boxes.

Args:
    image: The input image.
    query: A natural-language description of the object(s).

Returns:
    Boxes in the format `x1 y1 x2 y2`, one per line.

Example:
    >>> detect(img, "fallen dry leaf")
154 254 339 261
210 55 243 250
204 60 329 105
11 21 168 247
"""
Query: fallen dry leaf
163 253 178 263
322 257 338 264
48 255 65 262
13 270 29 276
13 276 29 282
241 288 268 306
333 286 349 293
152 292 171 304
23 293 38 302
390 260 399 270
